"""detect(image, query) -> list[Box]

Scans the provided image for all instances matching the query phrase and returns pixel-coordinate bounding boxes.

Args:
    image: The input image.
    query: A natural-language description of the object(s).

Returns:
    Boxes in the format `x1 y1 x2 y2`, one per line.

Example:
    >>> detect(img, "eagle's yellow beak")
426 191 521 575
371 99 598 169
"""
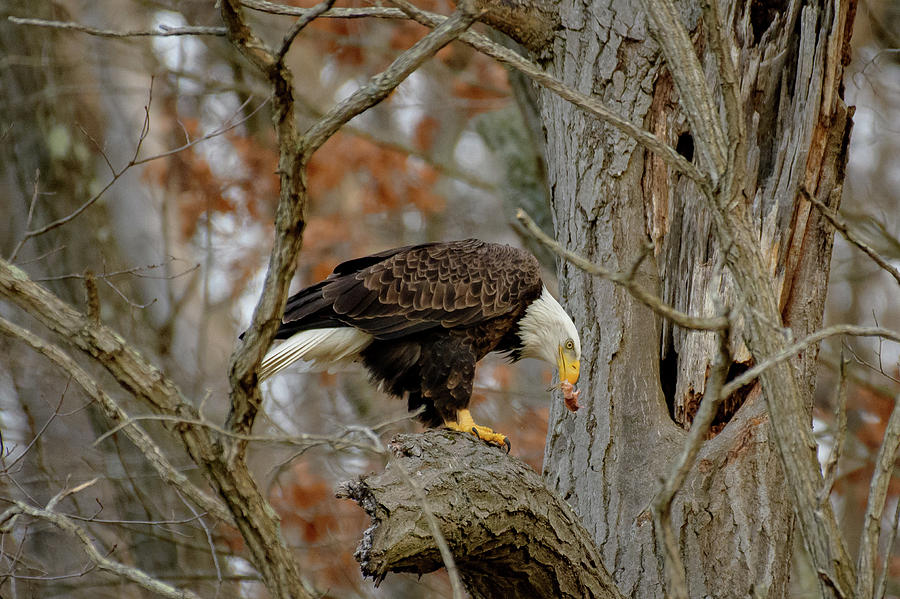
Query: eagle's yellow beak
557 347 580 385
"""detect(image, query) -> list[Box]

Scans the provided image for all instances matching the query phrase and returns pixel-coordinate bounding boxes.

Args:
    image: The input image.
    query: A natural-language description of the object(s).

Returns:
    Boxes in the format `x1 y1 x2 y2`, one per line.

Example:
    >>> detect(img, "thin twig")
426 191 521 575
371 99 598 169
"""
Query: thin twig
0 315 234 525
516 209 728 330
276 0 336 62
300 2 481 156
7 16 225 37
820 355 850 503
652 324 731 599
353 427 466 599
392 459 466 599
720 325 900 400
176 491 223 594
36 258 200 283
0 496 202 599
875 492 900 599
93 413 383 455
804 187 900 287
856 395 900 599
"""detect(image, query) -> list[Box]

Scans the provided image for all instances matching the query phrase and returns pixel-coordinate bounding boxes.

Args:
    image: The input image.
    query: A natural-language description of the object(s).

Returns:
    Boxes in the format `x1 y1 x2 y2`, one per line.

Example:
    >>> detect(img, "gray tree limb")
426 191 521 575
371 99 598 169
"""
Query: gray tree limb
339 431 625 599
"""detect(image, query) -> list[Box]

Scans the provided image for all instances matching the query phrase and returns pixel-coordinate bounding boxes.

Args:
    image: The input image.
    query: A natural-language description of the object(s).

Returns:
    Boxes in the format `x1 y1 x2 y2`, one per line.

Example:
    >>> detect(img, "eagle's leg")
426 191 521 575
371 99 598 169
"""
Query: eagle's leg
444 409 510 450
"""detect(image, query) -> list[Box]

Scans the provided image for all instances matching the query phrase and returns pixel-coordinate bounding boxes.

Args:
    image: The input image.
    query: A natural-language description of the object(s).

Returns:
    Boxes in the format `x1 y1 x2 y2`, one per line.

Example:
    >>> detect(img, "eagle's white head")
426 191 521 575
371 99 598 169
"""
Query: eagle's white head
517 286 581 386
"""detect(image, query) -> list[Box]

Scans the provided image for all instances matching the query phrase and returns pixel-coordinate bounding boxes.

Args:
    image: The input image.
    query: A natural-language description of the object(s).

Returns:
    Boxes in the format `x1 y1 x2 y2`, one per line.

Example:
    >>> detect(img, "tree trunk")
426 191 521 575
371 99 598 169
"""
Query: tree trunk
537 0 854 597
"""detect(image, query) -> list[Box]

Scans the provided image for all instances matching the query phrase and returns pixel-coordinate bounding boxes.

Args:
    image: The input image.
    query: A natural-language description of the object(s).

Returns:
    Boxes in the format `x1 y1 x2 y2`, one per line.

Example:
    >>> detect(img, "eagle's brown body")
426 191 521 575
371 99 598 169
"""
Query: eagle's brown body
272 240 543 426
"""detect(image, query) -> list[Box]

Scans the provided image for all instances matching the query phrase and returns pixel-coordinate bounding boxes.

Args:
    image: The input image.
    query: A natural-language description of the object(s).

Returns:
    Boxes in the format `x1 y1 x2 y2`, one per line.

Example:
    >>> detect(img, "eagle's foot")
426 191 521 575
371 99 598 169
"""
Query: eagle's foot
444 409 510 452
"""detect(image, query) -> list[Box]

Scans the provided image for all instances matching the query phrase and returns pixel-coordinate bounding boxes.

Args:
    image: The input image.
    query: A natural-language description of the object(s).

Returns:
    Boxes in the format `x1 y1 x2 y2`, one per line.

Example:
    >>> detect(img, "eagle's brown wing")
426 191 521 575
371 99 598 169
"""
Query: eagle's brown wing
278 239 542 341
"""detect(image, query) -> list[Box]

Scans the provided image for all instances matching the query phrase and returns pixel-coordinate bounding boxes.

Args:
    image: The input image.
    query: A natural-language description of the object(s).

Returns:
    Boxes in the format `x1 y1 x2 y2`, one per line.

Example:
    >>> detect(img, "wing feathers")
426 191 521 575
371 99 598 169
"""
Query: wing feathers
272 240 543 346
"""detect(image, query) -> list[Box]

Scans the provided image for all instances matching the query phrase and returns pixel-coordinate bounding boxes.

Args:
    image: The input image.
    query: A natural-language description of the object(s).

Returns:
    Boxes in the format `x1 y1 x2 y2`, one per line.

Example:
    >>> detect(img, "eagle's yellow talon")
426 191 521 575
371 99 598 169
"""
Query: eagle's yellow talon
444 409 510 449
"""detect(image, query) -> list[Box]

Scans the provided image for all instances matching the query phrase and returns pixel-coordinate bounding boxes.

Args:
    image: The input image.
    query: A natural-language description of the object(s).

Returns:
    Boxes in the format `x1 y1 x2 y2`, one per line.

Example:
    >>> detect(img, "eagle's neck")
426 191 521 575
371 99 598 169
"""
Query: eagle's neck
515 286 572 365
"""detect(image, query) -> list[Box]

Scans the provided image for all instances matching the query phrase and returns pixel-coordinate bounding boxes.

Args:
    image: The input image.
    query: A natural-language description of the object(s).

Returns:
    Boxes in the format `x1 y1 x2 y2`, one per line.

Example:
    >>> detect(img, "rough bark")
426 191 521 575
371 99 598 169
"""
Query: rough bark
339 431 624 599
526 0 854 596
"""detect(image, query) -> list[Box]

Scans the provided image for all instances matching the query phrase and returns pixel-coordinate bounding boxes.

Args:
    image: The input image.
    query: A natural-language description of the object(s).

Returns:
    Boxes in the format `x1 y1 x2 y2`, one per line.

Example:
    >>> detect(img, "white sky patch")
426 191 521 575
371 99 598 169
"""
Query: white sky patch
402 208 423 231
847 103 876 176
812 416 832 469
453 130 489 172
392 72 427 138
334 78 362 104
151 11 205 95
319 58 338 87
0 365 27 449
859 410 882 426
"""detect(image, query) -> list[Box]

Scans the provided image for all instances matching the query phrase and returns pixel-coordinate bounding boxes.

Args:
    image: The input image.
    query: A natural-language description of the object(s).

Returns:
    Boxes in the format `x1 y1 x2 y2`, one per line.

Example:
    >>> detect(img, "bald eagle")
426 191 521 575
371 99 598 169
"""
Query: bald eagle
259 239 581 448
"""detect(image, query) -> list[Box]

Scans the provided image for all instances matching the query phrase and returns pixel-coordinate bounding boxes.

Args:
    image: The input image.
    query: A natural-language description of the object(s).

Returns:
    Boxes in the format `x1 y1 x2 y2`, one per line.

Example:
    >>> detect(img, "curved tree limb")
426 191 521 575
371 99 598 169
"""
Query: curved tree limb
338 431 625 599
0 315 233 526
0 258 316 599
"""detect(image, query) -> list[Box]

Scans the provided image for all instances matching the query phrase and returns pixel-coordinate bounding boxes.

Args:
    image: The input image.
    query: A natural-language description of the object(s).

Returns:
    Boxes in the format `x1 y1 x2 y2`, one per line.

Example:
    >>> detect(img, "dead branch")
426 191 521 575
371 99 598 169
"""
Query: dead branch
0 481 202 599
856 395 900 599
0 259 316 599
338 430 625 599
7 16 226 37
0 315 233 525
516 209 728 331
820 356 850 503
805 188 900 288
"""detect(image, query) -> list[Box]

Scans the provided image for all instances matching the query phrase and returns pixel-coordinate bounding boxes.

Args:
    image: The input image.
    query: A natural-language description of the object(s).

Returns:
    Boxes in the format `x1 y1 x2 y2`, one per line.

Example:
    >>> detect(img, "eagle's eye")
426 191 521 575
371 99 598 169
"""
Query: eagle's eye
565 339 574 351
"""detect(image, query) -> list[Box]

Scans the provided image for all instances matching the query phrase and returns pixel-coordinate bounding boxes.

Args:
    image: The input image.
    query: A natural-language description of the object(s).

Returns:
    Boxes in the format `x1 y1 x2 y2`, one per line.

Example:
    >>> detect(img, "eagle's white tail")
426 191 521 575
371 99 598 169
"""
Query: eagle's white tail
259 327 373 380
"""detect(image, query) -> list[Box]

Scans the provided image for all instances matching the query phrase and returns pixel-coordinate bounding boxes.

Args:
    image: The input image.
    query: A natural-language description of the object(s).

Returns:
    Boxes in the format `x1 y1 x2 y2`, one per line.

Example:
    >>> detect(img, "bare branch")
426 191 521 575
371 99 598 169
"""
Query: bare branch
0 490 202 599
243 0 407 20
0 259 317 599
820 356 850 503
7 170 42 263
640 0 727 183
92 413 383 455
389 0 706 186
804 187 900 288
699 0 742 160
0 315 233 525
720 325 900 400
876 493 900 599
339 431 626 599
276 0 336 63
516 209 728 330
856 395 900 599
7 16 225 37
652 325 731 599
300 2 481 156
